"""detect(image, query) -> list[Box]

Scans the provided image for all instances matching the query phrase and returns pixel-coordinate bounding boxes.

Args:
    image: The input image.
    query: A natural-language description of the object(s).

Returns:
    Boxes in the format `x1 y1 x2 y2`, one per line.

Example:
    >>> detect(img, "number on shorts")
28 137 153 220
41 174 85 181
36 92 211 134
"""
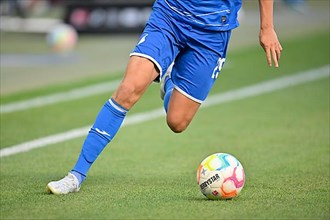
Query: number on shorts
211 58 226 79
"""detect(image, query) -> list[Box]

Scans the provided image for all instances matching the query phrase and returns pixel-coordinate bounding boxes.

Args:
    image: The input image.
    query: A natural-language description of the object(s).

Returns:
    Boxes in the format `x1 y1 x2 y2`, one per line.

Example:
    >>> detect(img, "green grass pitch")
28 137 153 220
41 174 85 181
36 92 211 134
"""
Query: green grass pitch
0 31 329 219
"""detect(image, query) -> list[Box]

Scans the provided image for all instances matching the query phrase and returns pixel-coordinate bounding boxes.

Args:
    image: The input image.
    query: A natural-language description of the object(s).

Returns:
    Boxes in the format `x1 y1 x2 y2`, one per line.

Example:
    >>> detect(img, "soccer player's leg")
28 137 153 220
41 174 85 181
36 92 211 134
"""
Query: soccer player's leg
47 7 180 194
47 56 159 195
165 30 231 133
72 56 159 178
47 5 178 194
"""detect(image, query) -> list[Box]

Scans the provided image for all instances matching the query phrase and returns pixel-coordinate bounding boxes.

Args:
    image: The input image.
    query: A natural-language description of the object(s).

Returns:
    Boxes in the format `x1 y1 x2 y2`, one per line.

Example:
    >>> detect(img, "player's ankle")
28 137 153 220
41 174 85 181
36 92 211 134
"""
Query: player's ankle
70 170 86 185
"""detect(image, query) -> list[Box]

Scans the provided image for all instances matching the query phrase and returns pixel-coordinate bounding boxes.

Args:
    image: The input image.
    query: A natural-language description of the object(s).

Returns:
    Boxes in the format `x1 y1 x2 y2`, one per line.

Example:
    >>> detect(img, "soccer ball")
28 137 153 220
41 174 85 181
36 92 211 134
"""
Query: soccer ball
197 153 245 200
46 24 78 53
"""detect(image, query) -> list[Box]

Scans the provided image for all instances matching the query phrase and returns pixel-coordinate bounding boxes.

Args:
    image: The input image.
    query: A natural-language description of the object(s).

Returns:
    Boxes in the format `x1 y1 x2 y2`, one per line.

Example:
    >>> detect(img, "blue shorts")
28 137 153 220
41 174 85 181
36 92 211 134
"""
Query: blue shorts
130 6 231 103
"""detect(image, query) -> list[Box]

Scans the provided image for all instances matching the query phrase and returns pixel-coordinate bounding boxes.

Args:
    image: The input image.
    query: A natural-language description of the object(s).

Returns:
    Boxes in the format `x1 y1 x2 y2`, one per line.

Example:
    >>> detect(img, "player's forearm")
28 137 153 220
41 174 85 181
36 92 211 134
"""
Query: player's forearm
258 0 274 30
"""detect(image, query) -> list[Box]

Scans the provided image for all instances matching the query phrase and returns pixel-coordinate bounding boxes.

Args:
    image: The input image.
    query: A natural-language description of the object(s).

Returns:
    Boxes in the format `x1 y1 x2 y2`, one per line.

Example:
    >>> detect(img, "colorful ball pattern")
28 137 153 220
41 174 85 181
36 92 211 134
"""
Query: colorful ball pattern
197 153 245 200
47 24 78 53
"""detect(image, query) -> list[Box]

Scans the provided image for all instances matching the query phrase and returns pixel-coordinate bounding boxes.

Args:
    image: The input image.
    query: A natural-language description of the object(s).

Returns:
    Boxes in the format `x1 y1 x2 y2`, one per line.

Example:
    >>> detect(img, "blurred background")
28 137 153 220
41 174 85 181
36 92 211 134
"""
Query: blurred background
0 0 329 95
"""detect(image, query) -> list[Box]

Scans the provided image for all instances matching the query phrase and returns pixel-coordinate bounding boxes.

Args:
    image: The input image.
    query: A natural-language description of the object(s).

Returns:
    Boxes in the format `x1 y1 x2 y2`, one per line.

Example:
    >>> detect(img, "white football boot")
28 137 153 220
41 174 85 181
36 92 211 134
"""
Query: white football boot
46 172 80 195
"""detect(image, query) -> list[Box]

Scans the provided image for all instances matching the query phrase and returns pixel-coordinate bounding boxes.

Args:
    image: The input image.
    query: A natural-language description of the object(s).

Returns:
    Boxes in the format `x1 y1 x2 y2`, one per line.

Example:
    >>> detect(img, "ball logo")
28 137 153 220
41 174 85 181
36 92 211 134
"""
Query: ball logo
199 173 220 190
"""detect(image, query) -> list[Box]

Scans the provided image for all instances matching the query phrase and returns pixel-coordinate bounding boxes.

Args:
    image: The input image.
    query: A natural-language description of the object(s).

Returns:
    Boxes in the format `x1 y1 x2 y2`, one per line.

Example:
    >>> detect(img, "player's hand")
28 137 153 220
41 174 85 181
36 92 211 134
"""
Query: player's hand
259 28 283 68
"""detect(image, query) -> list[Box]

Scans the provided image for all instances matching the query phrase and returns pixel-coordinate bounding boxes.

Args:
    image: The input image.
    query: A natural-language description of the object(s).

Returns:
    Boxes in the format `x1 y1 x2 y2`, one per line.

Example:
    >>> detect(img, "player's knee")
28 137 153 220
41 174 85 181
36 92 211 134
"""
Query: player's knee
166 117 189 133
113 83 138 109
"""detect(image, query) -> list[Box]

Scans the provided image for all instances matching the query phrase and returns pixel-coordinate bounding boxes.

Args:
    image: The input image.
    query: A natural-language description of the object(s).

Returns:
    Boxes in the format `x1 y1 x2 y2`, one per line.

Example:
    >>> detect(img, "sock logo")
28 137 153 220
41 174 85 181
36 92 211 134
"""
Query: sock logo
95 128 111 137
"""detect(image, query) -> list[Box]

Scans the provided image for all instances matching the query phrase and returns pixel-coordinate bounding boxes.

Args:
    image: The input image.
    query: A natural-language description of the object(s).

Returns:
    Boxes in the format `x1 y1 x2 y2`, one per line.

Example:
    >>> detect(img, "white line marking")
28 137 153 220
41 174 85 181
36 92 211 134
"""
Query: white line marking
1 66 329 158
203 65 330 108
0 79 121 114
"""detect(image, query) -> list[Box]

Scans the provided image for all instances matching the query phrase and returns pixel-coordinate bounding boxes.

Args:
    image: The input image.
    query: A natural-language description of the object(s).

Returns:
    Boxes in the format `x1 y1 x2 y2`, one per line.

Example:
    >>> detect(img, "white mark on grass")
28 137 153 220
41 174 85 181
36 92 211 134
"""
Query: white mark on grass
0 80 121 114
0 65 329 158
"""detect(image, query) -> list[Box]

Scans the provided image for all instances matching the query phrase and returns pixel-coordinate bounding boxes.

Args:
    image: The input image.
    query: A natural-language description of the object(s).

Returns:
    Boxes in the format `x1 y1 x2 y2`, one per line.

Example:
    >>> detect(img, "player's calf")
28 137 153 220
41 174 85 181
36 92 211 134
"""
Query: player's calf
166 89 201 133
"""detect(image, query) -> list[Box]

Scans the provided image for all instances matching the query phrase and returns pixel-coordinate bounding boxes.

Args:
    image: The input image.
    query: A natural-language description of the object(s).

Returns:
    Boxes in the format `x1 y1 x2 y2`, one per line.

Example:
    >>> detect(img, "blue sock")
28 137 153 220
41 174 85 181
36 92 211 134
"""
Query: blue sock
70 170 85 184
163 78 174 112
72 98 128 184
